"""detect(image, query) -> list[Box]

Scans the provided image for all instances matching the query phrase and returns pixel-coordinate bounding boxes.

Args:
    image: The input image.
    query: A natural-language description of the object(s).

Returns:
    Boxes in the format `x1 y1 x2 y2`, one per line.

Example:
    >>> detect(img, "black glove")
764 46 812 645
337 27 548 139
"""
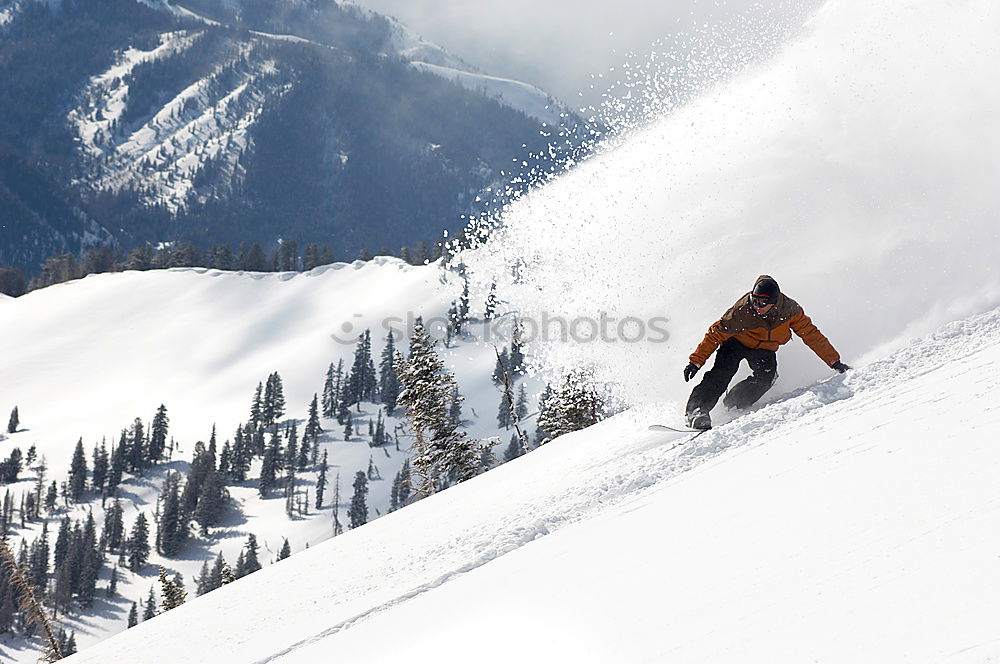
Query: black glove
831 360 850 374
683 362 700 382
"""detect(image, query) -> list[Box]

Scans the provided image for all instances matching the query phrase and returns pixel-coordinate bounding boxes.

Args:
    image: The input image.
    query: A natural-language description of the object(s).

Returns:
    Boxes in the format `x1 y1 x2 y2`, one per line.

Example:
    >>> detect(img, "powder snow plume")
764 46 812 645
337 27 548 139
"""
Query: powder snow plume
461 0 1000 412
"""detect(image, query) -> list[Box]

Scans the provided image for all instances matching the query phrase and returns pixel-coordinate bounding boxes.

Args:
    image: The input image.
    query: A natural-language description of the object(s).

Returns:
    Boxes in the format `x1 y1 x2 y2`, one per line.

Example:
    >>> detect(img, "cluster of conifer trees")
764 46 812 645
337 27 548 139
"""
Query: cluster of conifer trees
10 237 453 294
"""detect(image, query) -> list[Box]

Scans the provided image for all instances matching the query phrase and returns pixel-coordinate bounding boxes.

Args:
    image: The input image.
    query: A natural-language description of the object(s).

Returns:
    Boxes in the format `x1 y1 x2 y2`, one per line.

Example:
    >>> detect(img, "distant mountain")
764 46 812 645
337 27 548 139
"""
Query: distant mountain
0 0 577 274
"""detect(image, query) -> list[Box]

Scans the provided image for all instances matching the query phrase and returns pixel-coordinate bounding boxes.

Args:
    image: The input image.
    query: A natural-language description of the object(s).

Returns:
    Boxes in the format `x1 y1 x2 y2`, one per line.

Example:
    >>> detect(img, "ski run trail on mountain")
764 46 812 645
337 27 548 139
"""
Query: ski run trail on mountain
65 302 1000 663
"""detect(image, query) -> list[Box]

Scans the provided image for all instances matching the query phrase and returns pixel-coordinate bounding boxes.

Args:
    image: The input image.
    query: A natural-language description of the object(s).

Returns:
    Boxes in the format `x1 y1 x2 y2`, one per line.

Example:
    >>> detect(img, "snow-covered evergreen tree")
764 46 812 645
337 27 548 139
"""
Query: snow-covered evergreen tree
127 601 138 628
535 372 605 443
158 567 186 612
315 450 328 509
128 513 150 572
515 384 529 421
395 319 479 493
379 331 401 414
497 385 513 430
68 438 88 502
149 404 169 462
492 347 510 385
349 471 368 528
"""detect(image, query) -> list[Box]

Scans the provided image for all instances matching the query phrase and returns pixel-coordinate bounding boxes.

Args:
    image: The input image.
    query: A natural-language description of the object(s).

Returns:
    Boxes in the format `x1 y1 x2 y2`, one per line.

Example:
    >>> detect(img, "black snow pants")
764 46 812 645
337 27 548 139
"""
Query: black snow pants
685 337 777 416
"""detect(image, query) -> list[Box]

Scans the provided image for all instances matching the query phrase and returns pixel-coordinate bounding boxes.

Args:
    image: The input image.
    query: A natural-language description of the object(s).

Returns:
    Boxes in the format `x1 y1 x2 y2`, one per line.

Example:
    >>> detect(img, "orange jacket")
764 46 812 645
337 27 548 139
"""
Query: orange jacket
690 276 841 368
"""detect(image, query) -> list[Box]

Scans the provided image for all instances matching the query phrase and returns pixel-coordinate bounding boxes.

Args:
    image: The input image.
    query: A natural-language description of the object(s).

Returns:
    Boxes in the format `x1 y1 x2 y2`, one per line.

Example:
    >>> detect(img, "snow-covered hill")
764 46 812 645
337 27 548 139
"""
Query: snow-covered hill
0 259 540 661
57 299 1000 663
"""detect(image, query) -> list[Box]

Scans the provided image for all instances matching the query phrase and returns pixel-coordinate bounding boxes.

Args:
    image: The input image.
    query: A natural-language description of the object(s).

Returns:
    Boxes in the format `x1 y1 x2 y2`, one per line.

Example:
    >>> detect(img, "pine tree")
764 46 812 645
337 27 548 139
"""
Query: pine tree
250 382 264 428
231 425 251 482
515 384 529 421
332 472 343 536
379 331 401 414
142 586 157 620
259 431 281 497
158 567 186 612
194 471 225 535
278 538 291 561
128 513 150 572
395 319 473 493
534 384 556 444
336 375 352 424
239 534 262 577
283 426 299 477
504 434 523 462
374 409 386 446
302 394 323 466
68 438 88 502
127 602 138 628
343 415 353 441
103 498 125 553
315 451 328 509
535 372 605 442
129 418 145 473
324 360 345 419
92 441 109 494
6 407 17 434
29 521 50 590
107 564 118 597
208 552 226 591
157 473 186 557
492 347 510 385
219 441 232 477
497 385 513 430
108 434 126 491
196 559 211 596
45 480 58 513
322 363 337 418
81 513 103 605
348 471 368 528
262 373 286 425
347 330 377 407
150 405 169 462
449 387 463 427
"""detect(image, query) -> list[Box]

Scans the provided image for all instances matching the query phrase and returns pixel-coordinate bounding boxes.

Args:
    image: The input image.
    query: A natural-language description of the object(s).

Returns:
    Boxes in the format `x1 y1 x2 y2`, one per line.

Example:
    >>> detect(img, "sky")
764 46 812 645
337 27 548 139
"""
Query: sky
354 0 821 106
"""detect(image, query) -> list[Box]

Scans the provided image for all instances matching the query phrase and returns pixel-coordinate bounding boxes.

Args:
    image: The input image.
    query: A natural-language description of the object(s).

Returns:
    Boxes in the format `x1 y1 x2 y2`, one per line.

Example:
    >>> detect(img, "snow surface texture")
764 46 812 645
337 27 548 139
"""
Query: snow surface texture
63 295 1000 663
462 0 1000 410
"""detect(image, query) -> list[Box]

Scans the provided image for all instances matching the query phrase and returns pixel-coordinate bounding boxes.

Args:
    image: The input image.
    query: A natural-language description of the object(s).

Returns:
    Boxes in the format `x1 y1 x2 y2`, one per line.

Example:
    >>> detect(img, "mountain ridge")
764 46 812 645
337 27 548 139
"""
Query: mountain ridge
0 0 579 275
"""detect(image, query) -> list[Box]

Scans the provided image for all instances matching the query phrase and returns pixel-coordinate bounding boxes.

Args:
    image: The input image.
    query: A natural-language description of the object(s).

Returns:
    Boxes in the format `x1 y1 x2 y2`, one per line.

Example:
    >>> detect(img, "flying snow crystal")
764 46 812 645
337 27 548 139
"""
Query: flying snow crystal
458 0 1000 413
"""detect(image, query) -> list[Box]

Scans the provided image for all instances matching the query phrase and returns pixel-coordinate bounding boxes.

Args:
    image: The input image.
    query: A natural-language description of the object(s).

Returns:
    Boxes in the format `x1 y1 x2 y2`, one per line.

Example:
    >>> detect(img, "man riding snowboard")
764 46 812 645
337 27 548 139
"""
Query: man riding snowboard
684 275 849 430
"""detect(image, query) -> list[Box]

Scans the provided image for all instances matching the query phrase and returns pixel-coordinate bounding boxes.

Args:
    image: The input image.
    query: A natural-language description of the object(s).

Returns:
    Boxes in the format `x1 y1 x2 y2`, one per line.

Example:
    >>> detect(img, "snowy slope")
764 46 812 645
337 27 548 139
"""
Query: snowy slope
462 0 1000 408
63 301 1000 663
410 61 564 126
0 259 541 661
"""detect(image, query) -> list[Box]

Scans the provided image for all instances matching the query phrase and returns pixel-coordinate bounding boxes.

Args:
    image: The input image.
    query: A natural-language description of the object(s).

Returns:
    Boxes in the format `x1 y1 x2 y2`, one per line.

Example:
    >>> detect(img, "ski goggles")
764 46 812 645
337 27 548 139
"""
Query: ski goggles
751 295 773 308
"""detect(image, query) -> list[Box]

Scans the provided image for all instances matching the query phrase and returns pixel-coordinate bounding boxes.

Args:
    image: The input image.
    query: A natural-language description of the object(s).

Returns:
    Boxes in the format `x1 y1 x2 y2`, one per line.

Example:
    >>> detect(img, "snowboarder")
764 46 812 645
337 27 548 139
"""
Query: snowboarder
683 275 849 430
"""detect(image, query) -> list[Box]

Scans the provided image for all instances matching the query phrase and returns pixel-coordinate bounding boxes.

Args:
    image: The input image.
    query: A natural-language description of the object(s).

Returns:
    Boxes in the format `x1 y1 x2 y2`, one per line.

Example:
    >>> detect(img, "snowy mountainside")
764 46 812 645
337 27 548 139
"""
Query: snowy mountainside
64 301 1000 663
0 0 578 274
461 0 1000 410
0 259 539 661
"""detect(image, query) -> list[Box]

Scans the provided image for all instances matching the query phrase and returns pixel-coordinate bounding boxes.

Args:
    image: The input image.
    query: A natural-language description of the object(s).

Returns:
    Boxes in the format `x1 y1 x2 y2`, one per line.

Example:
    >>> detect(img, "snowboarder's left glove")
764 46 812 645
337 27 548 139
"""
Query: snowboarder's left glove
683 362 700 382
831 361 850 373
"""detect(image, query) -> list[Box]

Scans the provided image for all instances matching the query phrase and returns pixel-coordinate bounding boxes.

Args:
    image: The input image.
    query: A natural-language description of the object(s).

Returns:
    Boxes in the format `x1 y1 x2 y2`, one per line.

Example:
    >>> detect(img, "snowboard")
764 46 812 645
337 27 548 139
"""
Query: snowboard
647 424 708 433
